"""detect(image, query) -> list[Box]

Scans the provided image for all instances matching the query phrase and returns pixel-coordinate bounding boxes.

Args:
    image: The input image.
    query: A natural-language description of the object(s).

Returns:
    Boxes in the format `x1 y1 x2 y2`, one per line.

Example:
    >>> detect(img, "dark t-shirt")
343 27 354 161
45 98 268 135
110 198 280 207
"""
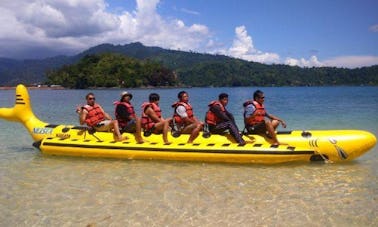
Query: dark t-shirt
116 104 131 120
209 104 235 123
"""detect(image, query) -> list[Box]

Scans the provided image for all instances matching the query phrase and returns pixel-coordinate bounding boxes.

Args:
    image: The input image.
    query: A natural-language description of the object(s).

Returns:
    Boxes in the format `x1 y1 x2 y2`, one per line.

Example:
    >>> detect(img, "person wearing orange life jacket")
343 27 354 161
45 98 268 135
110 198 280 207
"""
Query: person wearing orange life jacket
76 92 124 141
114 91 143 143
243 90 287 145
171 91 203 143
141 93 172 144
205 93 246 145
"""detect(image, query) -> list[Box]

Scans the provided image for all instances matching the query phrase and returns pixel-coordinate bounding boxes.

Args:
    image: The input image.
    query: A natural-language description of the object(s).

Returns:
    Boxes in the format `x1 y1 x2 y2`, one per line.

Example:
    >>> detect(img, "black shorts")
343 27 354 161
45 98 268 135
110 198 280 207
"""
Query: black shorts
246 122 266 134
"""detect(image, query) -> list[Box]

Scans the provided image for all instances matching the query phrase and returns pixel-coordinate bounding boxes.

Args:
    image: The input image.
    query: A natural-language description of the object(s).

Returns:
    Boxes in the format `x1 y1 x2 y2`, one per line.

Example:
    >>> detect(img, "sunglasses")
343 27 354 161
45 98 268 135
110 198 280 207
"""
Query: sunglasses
259 96 265 99
88 97 96 100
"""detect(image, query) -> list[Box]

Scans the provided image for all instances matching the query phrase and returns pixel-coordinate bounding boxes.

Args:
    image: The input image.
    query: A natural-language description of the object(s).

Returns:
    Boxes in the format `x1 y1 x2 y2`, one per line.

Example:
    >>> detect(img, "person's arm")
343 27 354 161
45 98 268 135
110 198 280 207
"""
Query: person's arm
78 108 88 125
210 105 230 122
98 105 112 120
266 112 287 128
145 106 161 122
176 105 193 124
244 104 256 122
226 111 236 124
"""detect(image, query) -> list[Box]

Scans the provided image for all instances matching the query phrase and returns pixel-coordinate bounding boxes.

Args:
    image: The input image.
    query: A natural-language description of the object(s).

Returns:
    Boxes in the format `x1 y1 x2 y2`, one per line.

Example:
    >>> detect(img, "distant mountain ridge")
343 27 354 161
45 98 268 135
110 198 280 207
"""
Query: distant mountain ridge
0 42 377 86
0 56 75 85
0 42 231 85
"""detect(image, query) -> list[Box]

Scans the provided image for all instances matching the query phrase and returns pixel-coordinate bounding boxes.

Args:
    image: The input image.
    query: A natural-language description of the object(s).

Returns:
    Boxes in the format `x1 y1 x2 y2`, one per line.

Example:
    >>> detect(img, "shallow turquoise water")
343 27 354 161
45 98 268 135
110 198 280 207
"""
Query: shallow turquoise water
0 86 377 226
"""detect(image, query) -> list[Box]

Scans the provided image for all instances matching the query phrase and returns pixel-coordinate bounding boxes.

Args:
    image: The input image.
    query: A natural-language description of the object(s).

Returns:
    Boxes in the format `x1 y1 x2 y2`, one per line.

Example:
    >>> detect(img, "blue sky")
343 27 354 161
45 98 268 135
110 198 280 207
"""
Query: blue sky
0 0 377 68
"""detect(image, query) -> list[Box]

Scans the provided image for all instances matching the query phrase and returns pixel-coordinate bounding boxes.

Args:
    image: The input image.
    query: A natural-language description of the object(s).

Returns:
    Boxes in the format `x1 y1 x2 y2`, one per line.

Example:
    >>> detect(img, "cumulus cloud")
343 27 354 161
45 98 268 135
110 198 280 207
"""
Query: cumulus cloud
0 0 122 58
0 0 376 68
0 0 210 58
285 56 323 67
226 26 280 64
369 24 378 32
323 56 378 68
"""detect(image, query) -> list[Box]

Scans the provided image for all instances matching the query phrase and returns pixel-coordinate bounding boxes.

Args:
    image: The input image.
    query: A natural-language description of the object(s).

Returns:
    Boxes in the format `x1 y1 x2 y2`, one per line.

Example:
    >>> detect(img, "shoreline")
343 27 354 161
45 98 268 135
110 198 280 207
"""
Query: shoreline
0 85 191 90
0 85 65 90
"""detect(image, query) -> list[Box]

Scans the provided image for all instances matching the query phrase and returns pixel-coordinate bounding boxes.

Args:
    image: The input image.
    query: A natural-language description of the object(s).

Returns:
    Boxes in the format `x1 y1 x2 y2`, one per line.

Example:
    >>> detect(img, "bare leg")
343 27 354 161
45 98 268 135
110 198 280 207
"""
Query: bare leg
187 123 203 143
265 120 279 145
151 120 171 144
135 117 144 143
271 119 280 130
112 120 124 141
162 120 171 144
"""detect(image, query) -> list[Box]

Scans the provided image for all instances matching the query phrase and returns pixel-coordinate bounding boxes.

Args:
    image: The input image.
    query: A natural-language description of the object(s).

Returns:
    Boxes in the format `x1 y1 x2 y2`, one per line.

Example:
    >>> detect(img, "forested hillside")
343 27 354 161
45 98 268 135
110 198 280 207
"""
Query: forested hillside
1 42 377 87
46 53 177 88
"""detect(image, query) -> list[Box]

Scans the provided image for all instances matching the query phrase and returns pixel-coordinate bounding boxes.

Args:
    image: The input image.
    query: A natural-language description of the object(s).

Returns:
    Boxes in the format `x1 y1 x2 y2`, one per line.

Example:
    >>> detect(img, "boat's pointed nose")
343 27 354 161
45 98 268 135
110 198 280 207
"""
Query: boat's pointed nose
365 131 377 150
349 130 377 160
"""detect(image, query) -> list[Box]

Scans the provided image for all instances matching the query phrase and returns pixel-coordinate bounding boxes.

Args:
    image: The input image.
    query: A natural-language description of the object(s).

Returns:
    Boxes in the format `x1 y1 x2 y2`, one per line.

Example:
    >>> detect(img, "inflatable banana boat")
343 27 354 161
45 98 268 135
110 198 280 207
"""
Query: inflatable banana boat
0 85 376 164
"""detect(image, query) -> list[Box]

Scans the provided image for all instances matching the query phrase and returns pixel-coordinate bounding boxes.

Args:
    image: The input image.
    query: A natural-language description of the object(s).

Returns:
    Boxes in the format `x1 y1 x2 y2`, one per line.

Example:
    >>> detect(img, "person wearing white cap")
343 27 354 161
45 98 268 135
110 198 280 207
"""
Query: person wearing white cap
114 91 144 143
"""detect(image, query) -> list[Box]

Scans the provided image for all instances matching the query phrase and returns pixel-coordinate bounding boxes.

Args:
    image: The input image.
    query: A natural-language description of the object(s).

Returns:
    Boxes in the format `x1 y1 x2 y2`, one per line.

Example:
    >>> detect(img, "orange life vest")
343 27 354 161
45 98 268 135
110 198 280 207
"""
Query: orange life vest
141 102 162 130
83 104 105 127
171 101 194 125
205 101 226 125
243 100 266 126
114 101 136 128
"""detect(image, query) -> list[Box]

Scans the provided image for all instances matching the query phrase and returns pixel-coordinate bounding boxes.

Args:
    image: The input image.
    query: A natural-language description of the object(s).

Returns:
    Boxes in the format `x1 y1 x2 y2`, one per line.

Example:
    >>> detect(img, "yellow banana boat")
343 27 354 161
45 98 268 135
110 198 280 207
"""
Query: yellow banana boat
0 84 376 164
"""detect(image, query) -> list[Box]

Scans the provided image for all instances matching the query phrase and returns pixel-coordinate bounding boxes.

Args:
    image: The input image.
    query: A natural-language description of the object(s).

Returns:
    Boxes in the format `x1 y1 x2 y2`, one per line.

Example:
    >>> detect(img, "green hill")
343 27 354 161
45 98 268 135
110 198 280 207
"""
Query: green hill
0 42 377 87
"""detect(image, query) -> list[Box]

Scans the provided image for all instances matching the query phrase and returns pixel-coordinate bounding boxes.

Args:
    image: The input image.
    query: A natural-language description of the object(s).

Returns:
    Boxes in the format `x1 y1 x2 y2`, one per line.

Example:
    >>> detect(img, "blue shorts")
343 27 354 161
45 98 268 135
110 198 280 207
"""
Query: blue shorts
121 119 137 133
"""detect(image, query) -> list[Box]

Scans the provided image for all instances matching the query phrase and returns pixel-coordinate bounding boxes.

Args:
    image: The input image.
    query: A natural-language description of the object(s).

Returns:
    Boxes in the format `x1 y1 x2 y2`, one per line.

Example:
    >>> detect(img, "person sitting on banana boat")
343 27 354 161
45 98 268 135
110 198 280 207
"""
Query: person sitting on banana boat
114 91 144 143
76 92 124 141
205 93 246 145
243 90 287 145
141 93 172 144
171 91 203 143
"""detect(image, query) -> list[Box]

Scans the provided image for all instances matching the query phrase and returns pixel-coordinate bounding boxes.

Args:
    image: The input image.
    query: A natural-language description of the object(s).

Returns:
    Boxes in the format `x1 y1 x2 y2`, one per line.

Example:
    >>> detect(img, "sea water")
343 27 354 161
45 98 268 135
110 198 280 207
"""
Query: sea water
0 86 377 226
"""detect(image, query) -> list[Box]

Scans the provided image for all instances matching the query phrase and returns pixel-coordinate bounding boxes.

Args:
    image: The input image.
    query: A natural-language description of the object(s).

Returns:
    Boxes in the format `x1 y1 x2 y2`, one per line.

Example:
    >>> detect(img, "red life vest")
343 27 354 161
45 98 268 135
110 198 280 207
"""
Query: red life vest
141 102 162 130
171 101 194 125
114 101 136 128
83 104 105 127
244 100 266 126
205 101 226 125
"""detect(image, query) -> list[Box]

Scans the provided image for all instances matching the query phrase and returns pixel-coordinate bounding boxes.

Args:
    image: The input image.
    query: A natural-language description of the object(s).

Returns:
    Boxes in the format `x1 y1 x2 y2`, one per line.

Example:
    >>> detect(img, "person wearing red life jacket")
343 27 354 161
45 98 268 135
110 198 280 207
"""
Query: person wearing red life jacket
114 91 144 143
205 93 246 145
243 90 287 145
76 92 124 141
141 93 172 144
171 91 203 143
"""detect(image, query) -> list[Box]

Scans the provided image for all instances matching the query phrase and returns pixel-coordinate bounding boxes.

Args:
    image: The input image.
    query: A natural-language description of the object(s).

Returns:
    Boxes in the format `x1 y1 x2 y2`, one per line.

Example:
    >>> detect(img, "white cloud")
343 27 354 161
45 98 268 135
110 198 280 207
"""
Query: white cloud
226 26 280 64
285 56 323 67
0 0 376 69
0 0 211 58
284 55 378 68
369 24 378 32
181 8 200 15
323 56 378 68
